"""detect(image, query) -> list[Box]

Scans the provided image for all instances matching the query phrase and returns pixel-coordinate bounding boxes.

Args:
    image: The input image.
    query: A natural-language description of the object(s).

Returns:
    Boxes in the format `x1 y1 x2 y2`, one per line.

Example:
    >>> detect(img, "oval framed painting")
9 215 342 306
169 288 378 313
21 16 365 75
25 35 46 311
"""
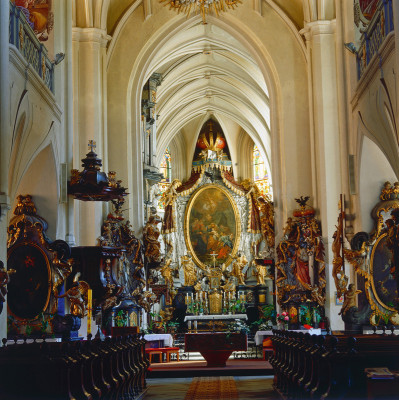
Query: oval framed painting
184 184 241 269
369 233 398 312
7 242 52 320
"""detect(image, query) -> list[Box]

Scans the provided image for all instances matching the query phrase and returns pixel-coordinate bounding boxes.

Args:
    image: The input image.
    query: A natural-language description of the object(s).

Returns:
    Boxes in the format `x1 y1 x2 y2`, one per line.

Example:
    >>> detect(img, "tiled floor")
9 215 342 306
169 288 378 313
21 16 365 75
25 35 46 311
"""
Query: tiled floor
143 375 279 399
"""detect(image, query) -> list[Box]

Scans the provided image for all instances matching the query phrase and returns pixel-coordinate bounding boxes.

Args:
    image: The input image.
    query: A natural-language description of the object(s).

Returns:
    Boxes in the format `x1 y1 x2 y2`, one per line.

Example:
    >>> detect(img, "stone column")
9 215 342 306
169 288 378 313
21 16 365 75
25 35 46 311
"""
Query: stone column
72 28 110 245
0 0 10 339
302 20 345 330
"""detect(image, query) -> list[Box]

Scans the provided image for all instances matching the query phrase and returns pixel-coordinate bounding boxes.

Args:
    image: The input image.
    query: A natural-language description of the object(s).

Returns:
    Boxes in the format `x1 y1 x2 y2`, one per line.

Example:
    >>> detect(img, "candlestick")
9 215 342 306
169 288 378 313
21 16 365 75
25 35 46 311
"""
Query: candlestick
194 320 197 332
87 289 92 335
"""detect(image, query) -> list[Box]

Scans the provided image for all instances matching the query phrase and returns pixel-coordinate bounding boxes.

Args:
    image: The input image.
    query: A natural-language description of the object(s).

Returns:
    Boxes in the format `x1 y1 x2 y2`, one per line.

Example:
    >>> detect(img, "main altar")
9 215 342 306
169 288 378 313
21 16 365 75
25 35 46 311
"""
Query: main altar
143 119 275 332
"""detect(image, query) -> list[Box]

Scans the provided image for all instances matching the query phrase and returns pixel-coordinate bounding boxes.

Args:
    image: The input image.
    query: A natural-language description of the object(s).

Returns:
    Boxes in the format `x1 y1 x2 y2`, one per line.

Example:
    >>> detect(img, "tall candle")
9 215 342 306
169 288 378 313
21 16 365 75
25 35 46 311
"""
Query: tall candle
87 289 92 335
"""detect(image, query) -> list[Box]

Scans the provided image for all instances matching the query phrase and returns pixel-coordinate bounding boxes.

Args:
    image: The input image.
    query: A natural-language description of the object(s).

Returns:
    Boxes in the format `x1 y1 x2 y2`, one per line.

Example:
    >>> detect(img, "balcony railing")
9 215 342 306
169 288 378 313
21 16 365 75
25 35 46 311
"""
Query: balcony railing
357 0 394 80
9 2 54 93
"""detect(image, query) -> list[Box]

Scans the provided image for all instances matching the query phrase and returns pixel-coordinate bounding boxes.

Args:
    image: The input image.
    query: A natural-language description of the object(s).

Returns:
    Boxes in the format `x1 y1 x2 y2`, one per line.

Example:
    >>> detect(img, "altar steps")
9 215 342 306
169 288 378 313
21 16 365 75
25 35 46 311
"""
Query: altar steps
179 350 262 361
148 358 273 379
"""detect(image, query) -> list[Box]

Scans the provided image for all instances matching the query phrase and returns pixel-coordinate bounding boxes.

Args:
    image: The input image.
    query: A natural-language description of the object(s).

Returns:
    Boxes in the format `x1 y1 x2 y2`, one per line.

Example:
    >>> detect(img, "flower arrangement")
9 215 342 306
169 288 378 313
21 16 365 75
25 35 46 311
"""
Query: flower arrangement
228 319 250 334
277 311 290 324
114 310 128 327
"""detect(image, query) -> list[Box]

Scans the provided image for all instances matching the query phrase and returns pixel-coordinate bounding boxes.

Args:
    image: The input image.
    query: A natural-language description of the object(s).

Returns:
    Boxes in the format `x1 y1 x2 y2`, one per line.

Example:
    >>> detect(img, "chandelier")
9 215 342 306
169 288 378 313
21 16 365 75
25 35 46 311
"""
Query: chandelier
161 0 242 24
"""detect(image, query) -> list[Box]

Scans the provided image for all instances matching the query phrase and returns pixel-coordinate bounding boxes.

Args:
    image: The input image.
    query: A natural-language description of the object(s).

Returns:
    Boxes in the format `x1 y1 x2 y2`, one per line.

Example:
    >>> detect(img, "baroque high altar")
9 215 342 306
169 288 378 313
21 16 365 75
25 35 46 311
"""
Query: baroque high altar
144 119 275 329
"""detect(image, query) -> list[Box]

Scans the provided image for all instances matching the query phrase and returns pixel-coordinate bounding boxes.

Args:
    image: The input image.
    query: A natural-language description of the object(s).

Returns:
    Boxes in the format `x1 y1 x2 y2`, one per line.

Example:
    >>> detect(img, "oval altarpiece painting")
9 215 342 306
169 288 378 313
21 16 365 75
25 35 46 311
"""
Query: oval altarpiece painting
7 243 52 320
185 184 241 269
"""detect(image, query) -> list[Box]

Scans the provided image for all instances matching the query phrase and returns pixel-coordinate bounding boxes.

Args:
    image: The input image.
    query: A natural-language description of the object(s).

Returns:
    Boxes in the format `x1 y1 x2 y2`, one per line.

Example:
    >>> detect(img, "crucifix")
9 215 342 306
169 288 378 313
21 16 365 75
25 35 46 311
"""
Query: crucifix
88 140 96 153
210 253 218 269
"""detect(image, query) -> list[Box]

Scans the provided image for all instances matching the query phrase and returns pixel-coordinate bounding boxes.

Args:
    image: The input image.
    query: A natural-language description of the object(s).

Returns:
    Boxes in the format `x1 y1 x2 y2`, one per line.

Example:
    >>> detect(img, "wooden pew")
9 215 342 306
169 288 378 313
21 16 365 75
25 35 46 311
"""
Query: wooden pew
0 335 148 400
271 329 399 400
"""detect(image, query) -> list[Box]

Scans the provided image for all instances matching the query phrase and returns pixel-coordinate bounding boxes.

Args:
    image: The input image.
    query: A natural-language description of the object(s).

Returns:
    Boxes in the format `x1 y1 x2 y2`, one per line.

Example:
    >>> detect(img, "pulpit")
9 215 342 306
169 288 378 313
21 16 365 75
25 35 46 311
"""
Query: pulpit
185 332 247 367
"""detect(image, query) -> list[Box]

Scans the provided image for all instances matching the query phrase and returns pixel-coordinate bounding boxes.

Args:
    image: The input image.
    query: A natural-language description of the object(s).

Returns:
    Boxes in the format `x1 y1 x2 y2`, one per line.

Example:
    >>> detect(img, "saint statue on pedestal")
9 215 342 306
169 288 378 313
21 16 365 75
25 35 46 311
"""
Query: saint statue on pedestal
231 253 247 285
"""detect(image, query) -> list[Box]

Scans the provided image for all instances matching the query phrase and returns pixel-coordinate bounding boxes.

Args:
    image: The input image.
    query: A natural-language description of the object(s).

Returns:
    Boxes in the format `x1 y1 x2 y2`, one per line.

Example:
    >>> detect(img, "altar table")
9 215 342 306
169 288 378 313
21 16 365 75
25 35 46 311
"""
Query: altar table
185 332 247 367
184 314 247 322
144 333 173 348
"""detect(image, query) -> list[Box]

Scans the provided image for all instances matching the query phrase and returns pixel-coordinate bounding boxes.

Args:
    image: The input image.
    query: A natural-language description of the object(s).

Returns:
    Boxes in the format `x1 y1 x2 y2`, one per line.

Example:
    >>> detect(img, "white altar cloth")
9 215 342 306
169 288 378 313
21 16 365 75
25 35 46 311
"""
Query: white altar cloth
144 333 173 347
254 328 322 345
184 314 248 322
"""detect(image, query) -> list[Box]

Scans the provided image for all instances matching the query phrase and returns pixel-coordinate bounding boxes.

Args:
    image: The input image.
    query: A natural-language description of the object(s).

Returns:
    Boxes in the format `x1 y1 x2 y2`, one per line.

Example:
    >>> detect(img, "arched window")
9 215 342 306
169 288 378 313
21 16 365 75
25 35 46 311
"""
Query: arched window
253 145 271 196
158 147 172 210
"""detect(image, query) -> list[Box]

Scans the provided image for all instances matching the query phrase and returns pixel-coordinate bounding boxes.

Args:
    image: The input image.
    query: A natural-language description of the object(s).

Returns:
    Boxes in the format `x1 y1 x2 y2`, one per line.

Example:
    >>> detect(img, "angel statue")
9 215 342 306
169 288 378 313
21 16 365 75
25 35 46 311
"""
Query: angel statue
253 262 268 285
159 258 175 288
181 254 197 287
56 272 90 318
339 283 362 316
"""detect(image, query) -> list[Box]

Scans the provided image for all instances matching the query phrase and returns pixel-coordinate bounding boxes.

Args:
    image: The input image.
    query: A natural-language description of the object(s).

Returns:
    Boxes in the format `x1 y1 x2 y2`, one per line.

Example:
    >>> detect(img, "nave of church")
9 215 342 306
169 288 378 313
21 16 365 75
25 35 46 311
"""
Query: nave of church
1 0 399 399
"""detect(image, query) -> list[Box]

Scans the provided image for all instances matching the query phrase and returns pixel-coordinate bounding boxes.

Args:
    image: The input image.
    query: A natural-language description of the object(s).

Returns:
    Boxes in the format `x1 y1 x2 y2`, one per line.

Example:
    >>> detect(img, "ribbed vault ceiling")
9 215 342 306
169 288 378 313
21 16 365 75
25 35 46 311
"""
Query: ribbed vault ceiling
147 21 271 171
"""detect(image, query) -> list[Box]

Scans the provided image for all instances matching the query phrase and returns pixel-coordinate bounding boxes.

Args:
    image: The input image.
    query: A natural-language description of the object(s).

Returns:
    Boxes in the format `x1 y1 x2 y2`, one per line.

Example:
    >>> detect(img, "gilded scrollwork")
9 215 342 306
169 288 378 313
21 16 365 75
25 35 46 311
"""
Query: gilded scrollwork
342 182 399 325
6 195 74 334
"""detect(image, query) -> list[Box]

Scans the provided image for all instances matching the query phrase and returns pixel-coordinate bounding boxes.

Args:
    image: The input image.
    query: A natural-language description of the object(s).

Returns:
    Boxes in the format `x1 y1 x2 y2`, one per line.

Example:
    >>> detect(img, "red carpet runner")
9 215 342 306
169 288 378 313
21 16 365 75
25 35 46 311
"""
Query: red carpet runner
184 376 238 400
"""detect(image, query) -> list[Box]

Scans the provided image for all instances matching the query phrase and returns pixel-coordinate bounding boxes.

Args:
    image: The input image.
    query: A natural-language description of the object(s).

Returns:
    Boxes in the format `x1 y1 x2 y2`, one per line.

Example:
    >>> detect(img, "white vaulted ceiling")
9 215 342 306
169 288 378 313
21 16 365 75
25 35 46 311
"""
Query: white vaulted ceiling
146 21 271 172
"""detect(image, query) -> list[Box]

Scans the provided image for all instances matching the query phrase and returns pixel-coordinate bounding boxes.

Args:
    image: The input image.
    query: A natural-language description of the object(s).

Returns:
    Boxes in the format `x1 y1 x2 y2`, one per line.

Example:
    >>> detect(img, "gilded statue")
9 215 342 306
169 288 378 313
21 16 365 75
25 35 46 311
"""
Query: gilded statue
0 262 15 303
221 276 236 295
52 254 73 297
253 262 268 285
257 195 275 249
332 211 346 298
161 179 181 234
132 287 158 313
56 272 90 318
339 283 362 316
231 253 247 285
143 211 162 264
101 286 123 311
181 254 197 287
159 258 174 288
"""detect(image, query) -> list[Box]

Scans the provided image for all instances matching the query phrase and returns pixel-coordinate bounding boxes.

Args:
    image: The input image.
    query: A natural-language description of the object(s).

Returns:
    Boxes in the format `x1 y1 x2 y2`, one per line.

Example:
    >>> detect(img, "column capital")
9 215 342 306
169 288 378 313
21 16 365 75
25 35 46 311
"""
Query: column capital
300 19 336 40
72 27 112 47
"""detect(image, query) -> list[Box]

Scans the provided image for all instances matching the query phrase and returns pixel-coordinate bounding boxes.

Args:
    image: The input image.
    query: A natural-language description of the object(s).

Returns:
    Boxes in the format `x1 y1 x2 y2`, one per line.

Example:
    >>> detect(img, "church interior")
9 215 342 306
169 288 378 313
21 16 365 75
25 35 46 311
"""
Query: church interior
1 0 399 399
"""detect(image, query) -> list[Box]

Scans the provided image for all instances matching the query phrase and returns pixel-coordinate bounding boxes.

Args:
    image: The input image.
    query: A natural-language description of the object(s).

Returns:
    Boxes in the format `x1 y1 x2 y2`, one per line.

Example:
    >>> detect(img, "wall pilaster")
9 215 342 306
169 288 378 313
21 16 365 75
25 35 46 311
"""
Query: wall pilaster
302 19 345 329
72 27 111 246
392 1 399 120
0 0 10 339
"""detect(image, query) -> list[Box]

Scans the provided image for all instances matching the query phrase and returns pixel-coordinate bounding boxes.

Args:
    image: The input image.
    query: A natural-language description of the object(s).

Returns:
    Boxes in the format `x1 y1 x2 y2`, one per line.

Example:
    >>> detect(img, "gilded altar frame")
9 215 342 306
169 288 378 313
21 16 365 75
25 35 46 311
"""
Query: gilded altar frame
184 184 241 269
344 182 399 325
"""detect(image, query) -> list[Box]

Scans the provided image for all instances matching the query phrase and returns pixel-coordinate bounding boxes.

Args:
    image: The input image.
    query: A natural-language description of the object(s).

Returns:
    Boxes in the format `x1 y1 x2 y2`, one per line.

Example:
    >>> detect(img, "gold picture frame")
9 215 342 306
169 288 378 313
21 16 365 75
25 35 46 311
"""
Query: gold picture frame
184 184 241 269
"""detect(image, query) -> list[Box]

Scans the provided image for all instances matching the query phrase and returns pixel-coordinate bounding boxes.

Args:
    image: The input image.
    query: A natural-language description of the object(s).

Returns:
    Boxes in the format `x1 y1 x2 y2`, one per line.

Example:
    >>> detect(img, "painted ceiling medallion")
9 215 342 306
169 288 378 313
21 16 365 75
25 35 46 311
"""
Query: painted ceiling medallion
161 0 242 24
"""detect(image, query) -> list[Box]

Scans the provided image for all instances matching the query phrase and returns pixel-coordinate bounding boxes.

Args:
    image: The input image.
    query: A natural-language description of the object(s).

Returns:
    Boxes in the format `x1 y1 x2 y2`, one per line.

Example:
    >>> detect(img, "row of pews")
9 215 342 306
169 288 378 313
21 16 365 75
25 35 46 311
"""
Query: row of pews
271 329 399 399
0 334 149 400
